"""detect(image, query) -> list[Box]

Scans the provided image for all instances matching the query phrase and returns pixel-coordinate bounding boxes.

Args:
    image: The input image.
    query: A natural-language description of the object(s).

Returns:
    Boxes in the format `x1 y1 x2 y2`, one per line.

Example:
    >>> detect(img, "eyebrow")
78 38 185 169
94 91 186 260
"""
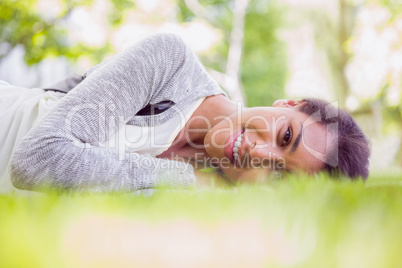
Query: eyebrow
291 123 303 153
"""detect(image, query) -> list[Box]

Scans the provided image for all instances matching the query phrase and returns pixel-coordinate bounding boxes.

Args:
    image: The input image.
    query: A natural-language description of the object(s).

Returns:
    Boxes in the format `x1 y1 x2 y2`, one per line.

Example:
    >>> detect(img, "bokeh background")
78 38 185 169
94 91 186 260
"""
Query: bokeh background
1 0 401 173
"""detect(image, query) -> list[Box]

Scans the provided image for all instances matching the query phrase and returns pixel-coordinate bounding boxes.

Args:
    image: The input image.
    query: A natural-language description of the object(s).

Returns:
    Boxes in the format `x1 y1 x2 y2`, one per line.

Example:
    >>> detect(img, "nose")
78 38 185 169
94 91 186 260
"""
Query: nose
248 140 282 168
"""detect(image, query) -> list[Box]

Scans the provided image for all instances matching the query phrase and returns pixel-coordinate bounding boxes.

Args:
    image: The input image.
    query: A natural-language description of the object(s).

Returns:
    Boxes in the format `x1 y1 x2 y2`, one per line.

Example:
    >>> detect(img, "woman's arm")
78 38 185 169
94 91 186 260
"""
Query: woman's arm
10 33 219 192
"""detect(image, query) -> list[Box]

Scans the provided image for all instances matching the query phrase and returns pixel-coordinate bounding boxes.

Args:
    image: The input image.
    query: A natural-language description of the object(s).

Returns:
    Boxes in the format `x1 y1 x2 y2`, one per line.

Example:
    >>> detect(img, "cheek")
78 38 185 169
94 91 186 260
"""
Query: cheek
208 112 243 138
205 109 274 150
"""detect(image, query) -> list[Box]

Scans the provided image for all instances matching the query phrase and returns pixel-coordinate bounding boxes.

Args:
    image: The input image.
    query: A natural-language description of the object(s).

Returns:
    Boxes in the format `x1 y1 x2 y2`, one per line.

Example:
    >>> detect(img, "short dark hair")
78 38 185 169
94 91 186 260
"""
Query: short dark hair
299 98 370 180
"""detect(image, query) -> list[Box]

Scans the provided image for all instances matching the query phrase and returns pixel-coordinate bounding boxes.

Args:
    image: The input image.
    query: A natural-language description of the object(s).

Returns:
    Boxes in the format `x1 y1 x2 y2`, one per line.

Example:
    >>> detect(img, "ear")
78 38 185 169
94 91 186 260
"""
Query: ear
273 99 302 108
286 99 303 107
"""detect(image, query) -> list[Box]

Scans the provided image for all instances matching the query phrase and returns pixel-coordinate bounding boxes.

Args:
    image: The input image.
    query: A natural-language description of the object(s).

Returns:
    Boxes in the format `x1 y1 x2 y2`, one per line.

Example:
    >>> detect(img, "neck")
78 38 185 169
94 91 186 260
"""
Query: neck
156 95 239 161
185 94 239 146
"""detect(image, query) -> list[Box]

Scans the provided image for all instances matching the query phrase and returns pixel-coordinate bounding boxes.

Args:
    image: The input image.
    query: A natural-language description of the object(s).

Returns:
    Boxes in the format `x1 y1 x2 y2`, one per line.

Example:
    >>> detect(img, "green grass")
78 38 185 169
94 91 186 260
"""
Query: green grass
1 172 402 268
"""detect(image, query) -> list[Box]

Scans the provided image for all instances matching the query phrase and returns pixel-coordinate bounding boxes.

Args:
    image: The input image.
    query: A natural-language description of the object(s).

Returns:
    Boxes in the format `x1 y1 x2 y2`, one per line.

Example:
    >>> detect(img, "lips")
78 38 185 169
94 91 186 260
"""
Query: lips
232 132 244 161
223 129 245 164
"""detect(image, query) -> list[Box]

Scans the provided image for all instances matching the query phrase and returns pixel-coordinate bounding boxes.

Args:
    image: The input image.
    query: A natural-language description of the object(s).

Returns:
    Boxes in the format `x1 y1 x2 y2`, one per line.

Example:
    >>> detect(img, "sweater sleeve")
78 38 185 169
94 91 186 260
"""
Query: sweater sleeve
9 33 213 192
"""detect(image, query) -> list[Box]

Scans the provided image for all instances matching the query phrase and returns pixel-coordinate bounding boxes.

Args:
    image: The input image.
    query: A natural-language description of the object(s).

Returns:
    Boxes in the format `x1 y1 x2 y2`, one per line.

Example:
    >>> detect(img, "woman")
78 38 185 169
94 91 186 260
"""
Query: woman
1 33 370 193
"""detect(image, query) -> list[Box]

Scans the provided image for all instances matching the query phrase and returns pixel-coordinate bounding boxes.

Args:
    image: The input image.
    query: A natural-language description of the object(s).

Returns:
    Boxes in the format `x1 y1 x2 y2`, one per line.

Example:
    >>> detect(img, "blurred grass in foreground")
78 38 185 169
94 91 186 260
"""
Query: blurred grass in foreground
1 172 402 268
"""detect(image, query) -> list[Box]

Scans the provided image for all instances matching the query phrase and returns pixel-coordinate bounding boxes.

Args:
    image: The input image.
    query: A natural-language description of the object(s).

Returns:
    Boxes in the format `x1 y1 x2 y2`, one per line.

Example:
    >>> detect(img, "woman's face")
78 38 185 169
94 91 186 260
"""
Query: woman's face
204 100 332 182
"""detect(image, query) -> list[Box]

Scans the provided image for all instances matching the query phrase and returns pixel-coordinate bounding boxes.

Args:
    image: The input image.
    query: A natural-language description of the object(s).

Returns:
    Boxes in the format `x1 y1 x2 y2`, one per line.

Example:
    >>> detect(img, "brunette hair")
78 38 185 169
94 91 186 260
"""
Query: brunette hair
299 98 370 180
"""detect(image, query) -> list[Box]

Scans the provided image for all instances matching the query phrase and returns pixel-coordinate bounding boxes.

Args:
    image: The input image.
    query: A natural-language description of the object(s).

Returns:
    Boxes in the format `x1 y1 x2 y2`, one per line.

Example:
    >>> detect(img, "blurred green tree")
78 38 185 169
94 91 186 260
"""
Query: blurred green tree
176 0 287 107
0 0 135 65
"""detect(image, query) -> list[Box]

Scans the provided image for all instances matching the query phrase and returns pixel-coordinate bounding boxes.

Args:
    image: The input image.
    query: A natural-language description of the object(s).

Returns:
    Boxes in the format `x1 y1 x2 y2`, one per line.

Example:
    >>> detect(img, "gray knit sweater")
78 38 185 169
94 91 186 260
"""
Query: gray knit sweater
9 33 225 192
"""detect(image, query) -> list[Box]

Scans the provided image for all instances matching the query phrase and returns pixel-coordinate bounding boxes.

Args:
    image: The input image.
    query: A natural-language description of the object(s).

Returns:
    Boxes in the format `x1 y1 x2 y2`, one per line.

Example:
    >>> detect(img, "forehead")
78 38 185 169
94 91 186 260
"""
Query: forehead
286 110 330 172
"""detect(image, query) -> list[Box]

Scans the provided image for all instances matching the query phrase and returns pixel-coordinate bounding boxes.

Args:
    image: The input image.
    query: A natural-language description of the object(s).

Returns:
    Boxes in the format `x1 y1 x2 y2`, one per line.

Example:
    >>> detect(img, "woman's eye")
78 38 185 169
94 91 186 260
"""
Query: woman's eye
281 127 292 147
